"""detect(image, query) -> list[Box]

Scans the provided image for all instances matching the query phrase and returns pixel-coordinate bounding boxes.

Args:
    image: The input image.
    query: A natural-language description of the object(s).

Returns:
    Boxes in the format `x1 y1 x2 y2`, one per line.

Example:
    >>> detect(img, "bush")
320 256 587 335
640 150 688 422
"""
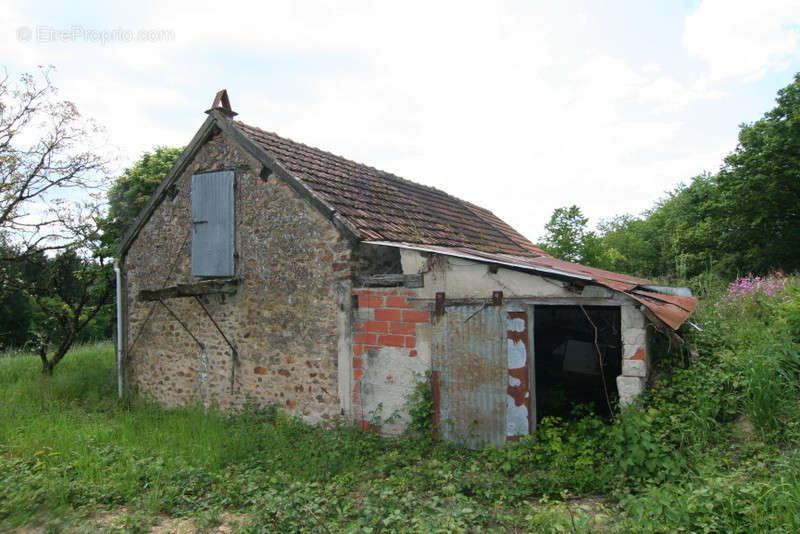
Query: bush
2 275 800 532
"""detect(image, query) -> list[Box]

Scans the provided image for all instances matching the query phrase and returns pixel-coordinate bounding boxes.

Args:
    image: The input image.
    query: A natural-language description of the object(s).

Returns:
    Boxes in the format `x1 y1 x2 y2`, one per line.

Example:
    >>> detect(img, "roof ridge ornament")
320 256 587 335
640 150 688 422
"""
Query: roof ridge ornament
206 89 238 118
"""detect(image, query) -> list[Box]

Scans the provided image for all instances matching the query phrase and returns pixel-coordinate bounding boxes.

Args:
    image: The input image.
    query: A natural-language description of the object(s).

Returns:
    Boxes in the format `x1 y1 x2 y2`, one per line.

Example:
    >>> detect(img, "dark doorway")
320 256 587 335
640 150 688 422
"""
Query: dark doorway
533 306 621 419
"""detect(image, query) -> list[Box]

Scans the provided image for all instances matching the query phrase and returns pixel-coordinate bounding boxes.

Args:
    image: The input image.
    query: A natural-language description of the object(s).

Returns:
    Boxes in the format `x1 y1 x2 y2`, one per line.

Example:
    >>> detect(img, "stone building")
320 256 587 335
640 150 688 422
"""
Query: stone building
117 91 696 447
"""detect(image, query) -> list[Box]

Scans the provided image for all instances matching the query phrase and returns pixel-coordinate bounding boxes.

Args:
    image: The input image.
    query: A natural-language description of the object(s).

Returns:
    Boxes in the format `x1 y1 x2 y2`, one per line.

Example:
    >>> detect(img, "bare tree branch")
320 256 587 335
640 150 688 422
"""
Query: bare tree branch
0 67 114 373
0 66 110 257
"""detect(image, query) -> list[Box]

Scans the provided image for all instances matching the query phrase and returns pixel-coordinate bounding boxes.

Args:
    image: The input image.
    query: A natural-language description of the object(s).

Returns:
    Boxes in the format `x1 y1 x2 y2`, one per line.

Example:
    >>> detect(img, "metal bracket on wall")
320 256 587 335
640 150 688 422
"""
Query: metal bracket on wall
194 296 239 395
434 292 446 317
124 227 192 361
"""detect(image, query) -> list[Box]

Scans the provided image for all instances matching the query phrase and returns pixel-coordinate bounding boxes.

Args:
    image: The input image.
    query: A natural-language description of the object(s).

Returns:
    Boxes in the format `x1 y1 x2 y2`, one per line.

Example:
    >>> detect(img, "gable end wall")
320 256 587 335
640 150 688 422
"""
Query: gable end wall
123 134 351 421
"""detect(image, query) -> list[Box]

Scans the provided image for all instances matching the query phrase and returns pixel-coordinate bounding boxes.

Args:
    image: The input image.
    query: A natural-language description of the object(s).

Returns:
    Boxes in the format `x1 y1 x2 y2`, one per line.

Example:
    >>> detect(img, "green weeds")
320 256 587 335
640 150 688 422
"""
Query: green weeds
1 276 800 532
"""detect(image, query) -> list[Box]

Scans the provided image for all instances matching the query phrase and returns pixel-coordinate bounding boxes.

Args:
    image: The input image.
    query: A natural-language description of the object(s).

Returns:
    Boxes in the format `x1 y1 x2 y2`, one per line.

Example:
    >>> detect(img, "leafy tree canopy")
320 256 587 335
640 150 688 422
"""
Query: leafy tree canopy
714 73 800 275
545 73 800 283
102 146 183 252
538 205 611 268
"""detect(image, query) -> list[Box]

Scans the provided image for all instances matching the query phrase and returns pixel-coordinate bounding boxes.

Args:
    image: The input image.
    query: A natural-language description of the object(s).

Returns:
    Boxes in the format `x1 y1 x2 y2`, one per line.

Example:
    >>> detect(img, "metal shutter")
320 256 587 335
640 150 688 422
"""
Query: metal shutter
191 171 234 277
431 305 507 448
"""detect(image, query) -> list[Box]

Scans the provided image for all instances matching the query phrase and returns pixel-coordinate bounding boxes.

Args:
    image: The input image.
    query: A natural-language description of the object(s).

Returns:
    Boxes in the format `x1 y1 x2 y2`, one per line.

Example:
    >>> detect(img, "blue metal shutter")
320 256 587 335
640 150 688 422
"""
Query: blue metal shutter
191 171 234 277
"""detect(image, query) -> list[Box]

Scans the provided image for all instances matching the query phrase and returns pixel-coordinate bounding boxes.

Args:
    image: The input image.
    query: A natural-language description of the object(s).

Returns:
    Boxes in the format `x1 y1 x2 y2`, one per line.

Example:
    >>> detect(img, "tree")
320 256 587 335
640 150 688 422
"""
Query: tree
592 173 731 282
0 238 33 349
715 73 800 275
539 205 610 267
102 146 182 252
540 76 800 283
0 67 107 260
0 68 112 370
24 248 113 374
539 205 589 262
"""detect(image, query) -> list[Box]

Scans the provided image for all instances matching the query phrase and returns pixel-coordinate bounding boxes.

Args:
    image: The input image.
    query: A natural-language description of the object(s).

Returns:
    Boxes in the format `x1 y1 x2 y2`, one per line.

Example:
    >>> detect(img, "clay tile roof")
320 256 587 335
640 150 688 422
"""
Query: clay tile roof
233 120 697 330
234 121 547 258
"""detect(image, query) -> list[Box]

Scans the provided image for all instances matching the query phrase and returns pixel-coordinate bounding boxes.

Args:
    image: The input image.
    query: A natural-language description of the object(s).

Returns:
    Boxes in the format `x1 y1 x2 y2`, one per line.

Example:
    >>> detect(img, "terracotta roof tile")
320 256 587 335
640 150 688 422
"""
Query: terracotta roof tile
235 121 547 257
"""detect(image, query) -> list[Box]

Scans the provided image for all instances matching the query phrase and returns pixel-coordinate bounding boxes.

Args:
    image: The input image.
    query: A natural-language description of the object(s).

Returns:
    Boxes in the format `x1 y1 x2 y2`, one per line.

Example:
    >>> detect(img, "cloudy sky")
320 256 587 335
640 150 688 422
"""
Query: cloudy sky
2 0 800 241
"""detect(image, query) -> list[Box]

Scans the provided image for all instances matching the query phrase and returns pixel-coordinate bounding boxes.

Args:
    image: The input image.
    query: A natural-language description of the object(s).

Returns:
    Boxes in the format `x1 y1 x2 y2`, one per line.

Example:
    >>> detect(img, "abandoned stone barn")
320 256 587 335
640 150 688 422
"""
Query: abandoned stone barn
117 90 697 447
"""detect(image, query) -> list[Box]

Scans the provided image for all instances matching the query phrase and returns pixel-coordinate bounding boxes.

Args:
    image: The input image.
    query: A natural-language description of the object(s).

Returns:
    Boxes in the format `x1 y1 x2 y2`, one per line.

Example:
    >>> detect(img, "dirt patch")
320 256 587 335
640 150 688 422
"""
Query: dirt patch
733 414 755 439
7 509 249 534
150 513 246 534
566 494 613 513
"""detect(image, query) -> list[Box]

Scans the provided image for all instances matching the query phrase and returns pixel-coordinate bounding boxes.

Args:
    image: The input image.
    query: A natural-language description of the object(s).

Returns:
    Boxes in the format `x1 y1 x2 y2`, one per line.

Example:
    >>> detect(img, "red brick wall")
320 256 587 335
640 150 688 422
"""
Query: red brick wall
350 288 429 427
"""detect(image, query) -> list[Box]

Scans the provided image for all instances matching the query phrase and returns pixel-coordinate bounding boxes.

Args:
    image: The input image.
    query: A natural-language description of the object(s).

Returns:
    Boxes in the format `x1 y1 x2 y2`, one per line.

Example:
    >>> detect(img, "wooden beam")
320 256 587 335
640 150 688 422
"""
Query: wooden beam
356 273 424 288
139 279 239 301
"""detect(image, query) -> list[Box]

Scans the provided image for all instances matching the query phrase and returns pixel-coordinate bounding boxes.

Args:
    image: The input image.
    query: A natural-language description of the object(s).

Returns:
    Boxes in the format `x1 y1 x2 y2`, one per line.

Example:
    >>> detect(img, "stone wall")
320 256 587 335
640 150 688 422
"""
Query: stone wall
123 133 349 421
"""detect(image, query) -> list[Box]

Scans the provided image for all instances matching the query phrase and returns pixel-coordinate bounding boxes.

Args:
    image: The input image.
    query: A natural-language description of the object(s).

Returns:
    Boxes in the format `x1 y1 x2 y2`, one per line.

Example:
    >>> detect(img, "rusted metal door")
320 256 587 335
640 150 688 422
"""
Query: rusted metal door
431 304 535 448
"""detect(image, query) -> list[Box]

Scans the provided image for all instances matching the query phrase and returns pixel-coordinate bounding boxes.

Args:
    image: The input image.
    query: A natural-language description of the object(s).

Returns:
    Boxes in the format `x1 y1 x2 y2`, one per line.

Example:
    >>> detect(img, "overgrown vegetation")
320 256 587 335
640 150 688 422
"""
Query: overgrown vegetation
1 69 799 532
1 275 799 532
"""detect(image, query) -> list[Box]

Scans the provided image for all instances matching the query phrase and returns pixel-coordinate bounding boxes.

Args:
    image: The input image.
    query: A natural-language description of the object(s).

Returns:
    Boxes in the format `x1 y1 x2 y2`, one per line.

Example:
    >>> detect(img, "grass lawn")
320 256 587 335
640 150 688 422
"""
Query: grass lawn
1 343 603 533
1 274 800 533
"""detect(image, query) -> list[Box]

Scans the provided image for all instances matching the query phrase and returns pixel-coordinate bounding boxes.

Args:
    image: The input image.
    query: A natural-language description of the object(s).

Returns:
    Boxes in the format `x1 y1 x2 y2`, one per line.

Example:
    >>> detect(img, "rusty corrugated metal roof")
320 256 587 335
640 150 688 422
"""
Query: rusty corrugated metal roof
366 241 697 331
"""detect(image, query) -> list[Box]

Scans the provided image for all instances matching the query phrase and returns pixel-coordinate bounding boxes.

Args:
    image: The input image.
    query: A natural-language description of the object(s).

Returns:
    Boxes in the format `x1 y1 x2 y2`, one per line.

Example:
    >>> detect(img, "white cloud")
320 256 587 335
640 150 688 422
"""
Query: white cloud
684 0 800 82
0 0 791 242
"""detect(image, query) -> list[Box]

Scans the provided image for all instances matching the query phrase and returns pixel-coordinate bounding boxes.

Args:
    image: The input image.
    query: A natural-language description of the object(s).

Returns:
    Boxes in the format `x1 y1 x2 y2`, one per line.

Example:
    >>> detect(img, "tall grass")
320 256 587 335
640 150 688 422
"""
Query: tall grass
0 343 393 527
1 275 800 532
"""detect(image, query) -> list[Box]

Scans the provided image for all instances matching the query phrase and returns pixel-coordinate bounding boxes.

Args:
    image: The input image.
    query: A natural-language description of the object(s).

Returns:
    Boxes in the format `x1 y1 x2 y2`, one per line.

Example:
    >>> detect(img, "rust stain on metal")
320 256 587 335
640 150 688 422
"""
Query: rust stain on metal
632 290 697 313
628 294 692 331
366 242 698 331
431 305 506 448
431 370 441 440
492 290 503 306
434 291 445 318
506 310 530 440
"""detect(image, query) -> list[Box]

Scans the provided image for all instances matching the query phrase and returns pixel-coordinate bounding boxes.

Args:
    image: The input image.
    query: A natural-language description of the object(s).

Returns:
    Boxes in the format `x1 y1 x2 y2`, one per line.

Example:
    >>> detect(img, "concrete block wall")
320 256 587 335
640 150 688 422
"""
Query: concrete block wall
617 303 650 406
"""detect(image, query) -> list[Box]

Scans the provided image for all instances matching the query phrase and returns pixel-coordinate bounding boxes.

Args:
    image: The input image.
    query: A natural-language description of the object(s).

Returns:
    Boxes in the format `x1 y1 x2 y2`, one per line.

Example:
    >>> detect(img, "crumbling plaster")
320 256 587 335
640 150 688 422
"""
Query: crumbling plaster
349 248 653 433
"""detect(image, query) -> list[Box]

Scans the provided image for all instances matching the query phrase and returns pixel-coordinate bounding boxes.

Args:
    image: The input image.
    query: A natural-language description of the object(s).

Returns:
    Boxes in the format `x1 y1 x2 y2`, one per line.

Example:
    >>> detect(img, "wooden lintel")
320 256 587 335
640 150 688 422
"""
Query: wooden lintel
356 273 424 288
139 279 240 301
